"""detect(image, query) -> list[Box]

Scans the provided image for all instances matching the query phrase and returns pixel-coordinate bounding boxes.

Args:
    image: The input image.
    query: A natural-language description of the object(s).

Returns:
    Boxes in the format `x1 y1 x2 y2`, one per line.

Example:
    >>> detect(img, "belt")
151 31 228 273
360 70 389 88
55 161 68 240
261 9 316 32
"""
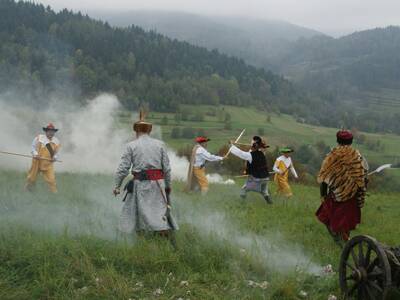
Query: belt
194 164 205 169
132 169 164 181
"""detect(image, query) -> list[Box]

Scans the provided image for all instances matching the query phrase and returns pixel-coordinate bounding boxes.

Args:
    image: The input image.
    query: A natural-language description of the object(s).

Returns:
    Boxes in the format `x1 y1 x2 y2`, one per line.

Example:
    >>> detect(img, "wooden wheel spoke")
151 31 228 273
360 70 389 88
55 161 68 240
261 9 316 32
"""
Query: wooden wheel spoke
348 282 358 296
367 258 379 272
367 280 383 293
364 283 376 300
350 246 359 267
365 244 372 267
346 261 357 272
357 285 364 300
367 269 383 279
358 242 365 266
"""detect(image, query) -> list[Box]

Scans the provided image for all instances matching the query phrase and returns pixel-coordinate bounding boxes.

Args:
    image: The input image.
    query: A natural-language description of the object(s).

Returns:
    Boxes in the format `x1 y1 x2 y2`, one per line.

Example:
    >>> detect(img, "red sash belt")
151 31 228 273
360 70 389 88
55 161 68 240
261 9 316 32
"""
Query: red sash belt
133 169 164 181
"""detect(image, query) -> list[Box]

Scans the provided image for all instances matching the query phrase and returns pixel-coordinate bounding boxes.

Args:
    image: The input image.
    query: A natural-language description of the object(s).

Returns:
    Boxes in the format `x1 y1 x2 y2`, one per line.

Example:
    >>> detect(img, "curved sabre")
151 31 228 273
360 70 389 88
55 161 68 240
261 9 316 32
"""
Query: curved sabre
224 129 246 158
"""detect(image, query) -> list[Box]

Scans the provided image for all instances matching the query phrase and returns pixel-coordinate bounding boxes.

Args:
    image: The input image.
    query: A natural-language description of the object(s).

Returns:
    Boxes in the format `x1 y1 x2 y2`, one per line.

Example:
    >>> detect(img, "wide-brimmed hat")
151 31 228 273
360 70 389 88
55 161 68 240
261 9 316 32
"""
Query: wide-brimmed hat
280 147 294 153
252 137 269 149
195 136 210 143
42 123 58 132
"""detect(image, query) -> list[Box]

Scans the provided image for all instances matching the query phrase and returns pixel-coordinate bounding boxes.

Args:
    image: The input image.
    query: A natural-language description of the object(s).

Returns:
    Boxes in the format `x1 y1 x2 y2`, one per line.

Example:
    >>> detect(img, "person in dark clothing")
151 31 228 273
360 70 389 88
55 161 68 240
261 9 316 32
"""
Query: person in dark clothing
228 136 272 204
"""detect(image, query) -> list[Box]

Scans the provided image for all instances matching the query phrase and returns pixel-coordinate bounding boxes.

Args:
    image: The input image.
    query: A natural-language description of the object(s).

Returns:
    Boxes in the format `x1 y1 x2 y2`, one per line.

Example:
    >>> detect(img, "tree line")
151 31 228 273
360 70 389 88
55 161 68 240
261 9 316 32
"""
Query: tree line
0 0 300 114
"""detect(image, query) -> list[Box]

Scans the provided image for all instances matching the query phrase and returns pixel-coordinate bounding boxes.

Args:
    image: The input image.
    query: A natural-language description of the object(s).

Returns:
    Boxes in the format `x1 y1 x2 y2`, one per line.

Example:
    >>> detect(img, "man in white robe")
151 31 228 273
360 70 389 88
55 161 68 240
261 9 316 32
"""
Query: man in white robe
113 112 178 237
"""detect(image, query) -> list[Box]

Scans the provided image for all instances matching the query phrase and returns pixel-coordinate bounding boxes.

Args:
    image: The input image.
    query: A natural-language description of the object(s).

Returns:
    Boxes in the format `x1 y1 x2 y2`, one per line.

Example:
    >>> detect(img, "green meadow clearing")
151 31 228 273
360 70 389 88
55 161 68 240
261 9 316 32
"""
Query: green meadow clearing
118 105 400 167
1 170 400 300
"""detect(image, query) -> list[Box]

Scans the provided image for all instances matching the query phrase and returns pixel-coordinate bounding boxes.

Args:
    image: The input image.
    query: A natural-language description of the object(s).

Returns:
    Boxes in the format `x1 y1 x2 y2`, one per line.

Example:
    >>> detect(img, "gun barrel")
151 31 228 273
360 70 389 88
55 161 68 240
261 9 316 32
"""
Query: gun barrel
0 150 61 162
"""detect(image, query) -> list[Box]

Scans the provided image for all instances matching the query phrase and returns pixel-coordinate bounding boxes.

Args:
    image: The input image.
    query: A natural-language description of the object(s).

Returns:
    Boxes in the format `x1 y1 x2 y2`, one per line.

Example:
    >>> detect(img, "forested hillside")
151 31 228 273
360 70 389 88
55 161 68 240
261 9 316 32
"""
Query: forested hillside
2 1 400 134
0 0 301 113
94 10 400 134
92 10 323 70
273 26 400 133
276 27 400 91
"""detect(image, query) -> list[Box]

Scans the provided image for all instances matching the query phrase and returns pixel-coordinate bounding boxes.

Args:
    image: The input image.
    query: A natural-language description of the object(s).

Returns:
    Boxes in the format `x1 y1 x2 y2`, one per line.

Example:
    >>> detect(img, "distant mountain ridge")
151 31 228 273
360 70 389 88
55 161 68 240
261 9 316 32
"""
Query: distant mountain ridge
276 26 400 88
91 10 325 70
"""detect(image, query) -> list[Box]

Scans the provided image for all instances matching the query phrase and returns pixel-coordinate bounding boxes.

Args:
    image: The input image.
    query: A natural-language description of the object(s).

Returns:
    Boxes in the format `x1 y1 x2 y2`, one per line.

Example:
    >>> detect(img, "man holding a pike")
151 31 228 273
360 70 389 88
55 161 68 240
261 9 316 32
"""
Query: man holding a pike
25 123 61 193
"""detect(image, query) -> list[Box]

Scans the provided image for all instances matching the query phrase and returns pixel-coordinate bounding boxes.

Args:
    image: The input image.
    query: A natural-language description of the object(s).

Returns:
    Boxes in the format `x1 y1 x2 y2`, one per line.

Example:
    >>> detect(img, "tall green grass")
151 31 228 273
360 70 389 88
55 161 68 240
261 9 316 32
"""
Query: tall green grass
0 171 399 299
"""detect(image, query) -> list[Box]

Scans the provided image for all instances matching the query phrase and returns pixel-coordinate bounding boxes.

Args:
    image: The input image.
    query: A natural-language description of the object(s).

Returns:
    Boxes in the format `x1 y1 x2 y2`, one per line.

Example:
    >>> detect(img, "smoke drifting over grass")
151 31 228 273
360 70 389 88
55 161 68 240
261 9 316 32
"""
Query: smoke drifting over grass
177 199 322 275
2 92 317 277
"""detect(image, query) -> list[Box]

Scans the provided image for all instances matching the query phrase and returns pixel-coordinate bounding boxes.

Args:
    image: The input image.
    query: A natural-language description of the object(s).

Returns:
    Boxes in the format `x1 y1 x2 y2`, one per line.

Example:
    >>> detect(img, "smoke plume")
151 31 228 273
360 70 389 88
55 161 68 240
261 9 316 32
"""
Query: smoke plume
0 93 231 183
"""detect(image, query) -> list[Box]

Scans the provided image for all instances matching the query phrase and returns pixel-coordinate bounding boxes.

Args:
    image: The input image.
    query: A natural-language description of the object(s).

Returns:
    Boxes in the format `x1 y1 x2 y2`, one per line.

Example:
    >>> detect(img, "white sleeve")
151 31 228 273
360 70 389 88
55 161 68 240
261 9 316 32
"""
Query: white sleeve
290 159 298 178
31 137 39 156
273 159 282 174
229 145 252 163
198 148 223 162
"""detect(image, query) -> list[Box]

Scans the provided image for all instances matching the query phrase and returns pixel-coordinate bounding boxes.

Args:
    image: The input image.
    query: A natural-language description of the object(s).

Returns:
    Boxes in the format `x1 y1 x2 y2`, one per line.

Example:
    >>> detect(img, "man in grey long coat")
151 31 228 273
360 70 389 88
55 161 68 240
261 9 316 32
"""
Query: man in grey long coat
113 111 178 237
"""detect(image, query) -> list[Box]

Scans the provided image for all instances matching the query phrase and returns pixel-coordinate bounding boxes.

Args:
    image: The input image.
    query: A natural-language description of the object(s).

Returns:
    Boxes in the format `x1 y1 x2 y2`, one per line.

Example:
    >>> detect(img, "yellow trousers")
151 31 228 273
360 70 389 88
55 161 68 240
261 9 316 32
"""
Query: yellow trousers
25 160 57 193
274 175 293 197
193 167 209 194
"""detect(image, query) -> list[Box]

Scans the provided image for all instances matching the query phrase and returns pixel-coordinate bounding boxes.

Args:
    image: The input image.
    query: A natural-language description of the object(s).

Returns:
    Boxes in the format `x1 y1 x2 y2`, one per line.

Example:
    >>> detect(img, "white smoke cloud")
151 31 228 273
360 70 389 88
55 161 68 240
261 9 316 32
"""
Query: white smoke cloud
207 173 235 185
0 94 128 173
0 93 233 184
177 199 322 275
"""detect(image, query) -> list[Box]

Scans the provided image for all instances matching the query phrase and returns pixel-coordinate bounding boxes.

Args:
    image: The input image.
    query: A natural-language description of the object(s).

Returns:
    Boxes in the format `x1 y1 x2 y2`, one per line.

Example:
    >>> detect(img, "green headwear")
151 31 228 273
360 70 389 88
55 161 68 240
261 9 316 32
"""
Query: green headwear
280 147 294 153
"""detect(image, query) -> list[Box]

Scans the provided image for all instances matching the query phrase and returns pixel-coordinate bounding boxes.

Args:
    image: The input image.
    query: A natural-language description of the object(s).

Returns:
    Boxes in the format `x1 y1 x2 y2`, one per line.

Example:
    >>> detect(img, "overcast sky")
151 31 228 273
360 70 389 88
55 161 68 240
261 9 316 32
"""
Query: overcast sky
39 0 400 36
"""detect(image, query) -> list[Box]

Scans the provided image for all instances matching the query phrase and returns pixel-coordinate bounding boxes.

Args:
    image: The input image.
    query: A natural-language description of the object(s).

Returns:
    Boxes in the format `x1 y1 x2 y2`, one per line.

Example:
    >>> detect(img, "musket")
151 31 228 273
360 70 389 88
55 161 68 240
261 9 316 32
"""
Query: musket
234 171 276 178
224 129 246 158
0 150 62 162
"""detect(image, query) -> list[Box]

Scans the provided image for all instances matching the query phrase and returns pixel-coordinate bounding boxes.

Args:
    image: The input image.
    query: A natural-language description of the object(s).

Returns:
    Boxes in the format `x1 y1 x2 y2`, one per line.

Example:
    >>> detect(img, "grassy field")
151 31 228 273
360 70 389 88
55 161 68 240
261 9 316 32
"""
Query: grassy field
1 104 400 299
118 105 400 167
1 170 400 299
346 88 400 115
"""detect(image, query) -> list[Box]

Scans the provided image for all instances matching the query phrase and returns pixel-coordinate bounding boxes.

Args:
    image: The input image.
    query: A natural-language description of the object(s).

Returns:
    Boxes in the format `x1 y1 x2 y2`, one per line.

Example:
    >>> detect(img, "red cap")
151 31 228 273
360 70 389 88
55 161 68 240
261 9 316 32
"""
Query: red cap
195 136 210 143
43 123 58 132
336 130 353 140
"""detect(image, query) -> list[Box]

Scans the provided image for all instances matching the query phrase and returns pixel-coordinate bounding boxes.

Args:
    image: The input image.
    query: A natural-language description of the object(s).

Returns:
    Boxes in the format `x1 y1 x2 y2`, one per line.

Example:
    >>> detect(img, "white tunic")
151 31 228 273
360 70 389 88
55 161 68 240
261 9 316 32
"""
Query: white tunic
31 134 60 159
194 145 223 167
273 155 298 178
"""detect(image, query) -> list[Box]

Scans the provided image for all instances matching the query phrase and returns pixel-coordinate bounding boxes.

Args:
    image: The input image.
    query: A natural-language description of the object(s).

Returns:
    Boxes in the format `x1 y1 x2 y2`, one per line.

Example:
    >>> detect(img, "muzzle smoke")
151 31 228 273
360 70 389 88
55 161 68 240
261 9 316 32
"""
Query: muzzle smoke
0 93 232 183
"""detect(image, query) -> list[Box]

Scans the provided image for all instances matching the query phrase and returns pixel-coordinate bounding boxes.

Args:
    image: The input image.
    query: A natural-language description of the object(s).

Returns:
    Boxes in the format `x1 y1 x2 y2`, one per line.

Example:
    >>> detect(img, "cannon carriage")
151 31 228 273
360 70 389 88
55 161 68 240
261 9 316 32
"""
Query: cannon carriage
339 235 400 299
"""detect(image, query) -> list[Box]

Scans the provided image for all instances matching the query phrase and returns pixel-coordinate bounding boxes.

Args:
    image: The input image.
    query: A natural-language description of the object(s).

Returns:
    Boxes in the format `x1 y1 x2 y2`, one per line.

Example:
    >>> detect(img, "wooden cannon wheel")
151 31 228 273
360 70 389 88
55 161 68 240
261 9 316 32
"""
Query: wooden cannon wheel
339 235 392 299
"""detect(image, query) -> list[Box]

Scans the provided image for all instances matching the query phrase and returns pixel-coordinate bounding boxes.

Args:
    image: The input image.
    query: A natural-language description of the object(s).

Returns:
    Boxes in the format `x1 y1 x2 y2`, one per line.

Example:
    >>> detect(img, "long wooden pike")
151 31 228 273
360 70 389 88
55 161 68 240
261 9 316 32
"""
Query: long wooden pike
224 129 246 158
0 150 62 162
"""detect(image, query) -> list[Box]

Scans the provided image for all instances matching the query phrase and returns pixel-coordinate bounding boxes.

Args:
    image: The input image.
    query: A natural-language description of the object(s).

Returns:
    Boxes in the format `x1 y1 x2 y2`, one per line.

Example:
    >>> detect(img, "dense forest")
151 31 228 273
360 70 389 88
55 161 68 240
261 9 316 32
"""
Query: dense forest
273 26 400 133
1 0 400 134
276 27 400 90
92 10 322 70
0 0 303 114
